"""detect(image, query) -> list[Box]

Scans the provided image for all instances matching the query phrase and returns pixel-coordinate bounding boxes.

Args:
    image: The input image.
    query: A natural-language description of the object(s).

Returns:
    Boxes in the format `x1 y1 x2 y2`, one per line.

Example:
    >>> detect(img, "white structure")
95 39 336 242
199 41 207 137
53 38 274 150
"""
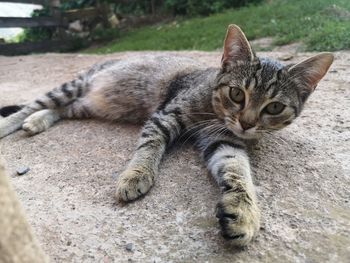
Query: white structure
0 3 42 40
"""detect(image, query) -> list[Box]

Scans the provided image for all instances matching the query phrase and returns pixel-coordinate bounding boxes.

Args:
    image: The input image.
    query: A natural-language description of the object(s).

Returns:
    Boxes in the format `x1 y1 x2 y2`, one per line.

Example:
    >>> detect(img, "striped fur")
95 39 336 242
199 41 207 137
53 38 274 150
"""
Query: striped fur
0 105 23 117
0 25 334 247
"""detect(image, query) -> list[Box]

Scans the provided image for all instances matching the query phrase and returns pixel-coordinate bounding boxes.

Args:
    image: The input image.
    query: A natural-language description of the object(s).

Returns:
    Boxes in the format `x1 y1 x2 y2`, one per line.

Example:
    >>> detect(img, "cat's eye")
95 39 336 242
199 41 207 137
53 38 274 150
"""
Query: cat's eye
265 102 285 115
230 87 245 103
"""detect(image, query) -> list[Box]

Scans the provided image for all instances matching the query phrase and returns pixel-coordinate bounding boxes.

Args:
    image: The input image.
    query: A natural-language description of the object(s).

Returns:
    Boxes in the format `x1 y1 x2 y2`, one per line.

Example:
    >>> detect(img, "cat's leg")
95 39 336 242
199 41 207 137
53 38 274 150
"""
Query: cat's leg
0 77 90 139
22 109 61 135
0 105 39 138
22 99 94 135
116 110 184 202
199 137 260 246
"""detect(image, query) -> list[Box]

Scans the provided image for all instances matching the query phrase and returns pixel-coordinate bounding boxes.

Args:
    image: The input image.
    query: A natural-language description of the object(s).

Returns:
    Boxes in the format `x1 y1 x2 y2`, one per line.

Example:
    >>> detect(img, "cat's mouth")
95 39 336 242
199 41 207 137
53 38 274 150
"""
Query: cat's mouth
230 127 260 140
224 118 261 140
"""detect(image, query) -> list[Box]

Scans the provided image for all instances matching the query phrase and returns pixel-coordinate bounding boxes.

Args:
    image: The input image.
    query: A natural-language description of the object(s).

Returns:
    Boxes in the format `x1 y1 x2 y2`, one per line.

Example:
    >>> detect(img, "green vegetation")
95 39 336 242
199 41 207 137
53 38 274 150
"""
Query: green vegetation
89 0 350 53
14 7 54 43
162 0 263 16
106 0 262 16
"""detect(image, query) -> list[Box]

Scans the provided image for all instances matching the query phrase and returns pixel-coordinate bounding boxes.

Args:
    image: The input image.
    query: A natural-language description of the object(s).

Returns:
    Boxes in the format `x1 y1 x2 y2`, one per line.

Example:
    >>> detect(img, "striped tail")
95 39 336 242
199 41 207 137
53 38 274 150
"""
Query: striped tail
0 105 24 117
0 77 89 139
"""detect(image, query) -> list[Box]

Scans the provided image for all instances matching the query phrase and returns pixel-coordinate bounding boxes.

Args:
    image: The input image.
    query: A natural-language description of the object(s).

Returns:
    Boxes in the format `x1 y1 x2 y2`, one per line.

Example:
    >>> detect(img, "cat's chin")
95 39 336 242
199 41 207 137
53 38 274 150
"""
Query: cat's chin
227 127 262 140
235 131 261 140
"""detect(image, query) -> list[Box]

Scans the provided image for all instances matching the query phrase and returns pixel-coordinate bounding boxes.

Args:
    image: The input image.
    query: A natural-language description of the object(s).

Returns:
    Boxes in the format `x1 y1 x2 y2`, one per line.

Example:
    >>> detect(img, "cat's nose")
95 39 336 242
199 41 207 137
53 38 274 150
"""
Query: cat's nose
240 120 255 131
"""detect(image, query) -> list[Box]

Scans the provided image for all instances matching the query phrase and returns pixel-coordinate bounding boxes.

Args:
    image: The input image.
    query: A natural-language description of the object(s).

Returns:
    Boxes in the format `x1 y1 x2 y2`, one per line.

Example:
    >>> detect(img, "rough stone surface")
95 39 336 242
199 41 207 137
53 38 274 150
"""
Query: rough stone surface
0 51 349 262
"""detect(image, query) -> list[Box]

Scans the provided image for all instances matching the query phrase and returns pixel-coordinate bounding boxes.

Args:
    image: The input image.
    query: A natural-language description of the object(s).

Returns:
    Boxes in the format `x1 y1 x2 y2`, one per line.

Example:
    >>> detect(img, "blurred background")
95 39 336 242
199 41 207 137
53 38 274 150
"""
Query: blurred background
0 0 349 55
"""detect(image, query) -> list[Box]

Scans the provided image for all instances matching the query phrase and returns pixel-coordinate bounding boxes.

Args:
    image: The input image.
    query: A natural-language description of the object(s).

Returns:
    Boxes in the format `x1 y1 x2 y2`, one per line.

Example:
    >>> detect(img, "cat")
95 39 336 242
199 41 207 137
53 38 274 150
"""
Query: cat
0 25 334 246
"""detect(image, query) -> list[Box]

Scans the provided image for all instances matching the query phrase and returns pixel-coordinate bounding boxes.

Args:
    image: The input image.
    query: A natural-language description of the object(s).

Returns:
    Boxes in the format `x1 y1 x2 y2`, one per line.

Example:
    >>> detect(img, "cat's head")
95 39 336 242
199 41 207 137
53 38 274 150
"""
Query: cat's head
212 24 334 140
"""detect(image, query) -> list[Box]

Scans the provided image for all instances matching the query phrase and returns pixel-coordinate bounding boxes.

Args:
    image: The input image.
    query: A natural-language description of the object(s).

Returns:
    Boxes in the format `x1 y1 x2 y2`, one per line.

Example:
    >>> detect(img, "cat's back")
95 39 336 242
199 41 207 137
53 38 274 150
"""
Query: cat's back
84 54 206 122
93 54 205 82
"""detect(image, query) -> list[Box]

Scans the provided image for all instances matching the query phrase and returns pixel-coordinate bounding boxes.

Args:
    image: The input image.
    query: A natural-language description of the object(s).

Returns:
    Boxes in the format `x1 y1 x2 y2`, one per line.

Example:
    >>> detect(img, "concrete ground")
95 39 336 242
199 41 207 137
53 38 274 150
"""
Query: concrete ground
0 51 349 262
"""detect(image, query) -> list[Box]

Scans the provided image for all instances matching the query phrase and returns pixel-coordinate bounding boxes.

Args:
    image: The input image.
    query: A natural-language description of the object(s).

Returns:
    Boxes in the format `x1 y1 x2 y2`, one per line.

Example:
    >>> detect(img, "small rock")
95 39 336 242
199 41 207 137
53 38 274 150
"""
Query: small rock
125 243 134 252
278 54 294 61
329 69 338 73
69 20 83 33
108 14 119 28
66 240 72 246
17 166 30 175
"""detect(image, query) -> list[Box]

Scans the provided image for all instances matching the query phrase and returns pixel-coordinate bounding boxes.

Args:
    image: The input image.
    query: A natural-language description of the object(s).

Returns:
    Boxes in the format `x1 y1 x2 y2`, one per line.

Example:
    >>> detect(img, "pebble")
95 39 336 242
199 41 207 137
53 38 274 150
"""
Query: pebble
125 243 134 252
16 166 30 175
278 54 294 61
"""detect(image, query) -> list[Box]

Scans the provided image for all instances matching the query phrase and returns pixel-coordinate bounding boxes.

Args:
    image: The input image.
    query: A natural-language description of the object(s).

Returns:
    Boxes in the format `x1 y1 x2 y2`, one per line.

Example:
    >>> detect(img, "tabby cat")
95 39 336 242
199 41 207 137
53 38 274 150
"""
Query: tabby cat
0 25 333 246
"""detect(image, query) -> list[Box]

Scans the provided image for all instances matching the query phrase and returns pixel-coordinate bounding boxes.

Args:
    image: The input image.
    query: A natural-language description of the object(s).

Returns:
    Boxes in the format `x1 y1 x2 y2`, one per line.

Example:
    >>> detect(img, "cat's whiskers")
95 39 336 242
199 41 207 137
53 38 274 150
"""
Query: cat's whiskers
189 121 225 144
194 121 224 140
256 129 288 147
203 123 223 137
182 119 216 134
212 125 229 142
187 112 216 116
270 132 288 145
177 119 219 147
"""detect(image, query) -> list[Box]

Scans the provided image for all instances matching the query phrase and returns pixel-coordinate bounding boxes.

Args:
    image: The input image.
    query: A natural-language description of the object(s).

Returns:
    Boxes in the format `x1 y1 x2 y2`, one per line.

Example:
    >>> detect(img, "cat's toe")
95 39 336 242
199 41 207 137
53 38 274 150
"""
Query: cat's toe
23 115 48 135
22 121 41 135
216 192 260 247
115 168 154 202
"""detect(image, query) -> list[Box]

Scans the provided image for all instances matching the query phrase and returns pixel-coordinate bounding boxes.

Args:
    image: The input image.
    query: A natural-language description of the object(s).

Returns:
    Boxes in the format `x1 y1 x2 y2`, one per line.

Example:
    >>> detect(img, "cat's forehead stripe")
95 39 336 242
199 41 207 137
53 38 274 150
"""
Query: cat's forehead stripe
265 71 281 98
265 71 279 91
246 77 256 91
254 66 263 88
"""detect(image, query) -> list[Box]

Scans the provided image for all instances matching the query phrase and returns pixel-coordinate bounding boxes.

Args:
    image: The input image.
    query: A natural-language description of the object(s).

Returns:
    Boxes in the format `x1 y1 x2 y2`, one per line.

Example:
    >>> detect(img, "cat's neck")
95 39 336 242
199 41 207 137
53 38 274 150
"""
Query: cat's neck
184 67 220 122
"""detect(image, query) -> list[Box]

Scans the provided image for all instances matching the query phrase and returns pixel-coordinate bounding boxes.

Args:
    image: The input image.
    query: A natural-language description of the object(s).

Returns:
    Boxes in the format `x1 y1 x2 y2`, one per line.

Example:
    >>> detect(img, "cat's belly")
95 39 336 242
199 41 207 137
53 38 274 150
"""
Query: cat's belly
84 74 160 122
81 55 204 123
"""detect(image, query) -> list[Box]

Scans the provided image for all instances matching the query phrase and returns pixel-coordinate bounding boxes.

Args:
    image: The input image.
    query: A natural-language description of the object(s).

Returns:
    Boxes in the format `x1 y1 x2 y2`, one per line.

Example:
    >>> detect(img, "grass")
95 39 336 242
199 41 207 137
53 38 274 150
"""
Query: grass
88 0 350 53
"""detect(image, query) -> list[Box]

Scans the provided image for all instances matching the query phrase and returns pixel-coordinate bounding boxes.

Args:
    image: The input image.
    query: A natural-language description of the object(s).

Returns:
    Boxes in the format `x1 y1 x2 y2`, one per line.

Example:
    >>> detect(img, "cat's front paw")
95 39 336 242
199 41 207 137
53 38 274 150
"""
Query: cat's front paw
216 191 260 247
115 168 154 202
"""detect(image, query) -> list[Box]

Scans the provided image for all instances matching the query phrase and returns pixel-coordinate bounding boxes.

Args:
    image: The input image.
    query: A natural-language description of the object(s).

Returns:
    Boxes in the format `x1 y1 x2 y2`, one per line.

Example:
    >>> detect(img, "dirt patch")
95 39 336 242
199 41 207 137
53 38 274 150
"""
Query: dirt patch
0 51 349 262
251 37 275 50
250 37 304 53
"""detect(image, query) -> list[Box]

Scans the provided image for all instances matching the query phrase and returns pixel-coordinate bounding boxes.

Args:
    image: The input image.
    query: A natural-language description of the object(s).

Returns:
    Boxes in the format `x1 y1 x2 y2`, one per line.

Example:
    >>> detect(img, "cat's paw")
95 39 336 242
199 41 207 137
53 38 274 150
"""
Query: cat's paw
22 110 55 135
216 191 260 247
115 168 154 202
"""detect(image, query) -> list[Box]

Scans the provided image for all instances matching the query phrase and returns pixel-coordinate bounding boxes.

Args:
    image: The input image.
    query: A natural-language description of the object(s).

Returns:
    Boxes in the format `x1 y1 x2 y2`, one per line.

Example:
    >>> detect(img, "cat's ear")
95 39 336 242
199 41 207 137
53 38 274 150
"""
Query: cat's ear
288 53 334 92
222 24 255 66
